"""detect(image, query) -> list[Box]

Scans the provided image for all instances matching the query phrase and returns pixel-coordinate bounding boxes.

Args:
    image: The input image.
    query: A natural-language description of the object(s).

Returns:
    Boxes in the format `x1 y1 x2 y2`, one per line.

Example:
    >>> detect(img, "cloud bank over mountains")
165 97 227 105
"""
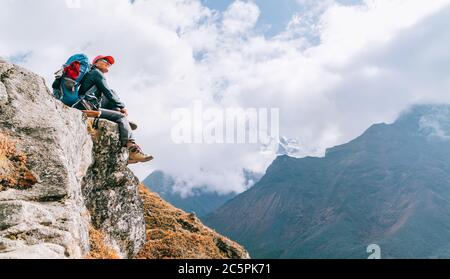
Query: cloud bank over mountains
2 0 450 195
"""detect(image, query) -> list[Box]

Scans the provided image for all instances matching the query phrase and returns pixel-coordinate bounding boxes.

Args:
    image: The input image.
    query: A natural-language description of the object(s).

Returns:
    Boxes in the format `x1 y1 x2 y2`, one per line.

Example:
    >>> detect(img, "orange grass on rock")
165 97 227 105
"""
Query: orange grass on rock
85 226 120 259
135 185 248 259
0 133 37 191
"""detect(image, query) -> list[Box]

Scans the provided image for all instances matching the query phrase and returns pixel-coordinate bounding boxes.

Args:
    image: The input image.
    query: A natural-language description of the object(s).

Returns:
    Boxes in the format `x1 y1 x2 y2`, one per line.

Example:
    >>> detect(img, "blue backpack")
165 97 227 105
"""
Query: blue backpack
52 54 90 106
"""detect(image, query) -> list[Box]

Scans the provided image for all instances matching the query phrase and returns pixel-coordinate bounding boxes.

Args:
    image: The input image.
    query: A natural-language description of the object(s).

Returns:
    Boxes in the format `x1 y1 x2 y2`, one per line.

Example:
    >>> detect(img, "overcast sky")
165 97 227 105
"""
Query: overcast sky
2 0 450 195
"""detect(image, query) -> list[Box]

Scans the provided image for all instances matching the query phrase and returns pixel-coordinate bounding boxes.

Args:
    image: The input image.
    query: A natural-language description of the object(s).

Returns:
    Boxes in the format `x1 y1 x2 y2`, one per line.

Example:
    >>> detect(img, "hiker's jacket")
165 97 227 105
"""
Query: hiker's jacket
78 66 125 110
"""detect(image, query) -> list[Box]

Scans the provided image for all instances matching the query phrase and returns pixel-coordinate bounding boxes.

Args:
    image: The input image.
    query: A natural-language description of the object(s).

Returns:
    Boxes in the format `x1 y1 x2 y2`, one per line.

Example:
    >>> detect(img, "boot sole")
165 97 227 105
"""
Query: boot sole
129 122 138 131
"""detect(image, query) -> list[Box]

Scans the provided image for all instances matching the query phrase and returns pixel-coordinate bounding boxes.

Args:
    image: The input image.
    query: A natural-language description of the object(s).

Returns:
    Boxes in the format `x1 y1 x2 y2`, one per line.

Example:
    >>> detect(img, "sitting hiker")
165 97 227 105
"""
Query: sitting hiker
75 55 153 164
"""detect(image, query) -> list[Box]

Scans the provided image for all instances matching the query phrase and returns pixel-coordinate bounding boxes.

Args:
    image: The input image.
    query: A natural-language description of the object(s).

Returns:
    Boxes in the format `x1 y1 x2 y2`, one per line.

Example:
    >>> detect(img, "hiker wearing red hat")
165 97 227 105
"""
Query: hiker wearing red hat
92 55 115 69
76 54 153 164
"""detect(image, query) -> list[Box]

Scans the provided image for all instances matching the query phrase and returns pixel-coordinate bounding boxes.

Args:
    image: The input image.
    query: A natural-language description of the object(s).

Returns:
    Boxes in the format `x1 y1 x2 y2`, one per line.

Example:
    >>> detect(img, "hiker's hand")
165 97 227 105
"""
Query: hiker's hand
120 108 129 117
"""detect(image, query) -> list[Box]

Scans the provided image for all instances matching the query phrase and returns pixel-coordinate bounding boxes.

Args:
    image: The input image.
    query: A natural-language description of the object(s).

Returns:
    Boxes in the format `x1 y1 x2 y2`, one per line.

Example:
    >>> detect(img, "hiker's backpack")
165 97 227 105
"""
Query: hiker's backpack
52 54 90 106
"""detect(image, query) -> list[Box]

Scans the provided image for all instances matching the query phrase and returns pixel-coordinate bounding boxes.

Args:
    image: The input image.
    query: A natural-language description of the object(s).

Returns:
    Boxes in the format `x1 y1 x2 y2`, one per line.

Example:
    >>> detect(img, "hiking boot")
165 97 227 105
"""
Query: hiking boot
128 144 153 164
129 121 138 131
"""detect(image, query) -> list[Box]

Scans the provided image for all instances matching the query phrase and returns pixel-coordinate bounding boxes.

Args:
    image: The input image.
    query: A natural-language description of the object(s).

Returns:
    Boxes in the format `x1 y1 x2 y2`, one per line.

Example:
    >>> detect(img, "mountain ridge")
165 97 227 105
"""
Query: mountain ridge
205 103 450 259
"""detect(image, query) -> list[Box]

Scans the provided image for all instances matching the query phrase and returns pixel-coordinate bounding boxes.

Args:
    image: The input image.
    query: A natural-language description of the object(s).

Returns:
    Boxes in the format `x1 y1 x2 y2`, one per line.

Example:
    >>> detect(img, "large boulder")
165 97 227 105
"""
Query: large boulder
0 59 92 258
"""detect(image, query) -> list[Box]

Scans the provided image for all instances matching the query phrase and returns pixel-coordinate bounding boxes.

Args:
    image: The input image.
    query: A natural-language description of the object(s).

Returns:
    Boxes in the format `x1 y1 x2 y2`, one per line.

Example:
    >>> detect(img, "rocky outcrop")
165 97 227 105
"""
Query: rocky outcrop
0 59 144 258
0 58 92 258
82 119 145 258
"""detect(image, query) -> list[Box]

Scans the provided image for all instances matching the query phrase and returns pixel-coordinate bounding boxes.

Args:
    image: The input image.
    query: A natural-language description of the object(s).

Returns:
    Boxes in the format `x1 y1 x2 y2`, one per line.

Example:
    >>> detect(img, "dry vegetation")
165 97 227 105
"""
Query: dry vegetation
85 185 248 259
85 226 120 259
135 184 248 259
0 133 37 191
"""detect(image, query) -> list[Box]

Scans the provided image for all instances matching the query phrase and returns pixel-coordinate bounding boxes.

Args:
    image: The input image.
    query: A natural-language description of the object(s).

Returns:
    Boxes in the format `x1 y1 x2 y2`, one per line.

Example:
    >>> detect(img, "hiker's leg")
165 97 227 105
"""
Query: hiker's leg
98 109 134 147
100 95 138 131
99 109 152 164
100 97 119 111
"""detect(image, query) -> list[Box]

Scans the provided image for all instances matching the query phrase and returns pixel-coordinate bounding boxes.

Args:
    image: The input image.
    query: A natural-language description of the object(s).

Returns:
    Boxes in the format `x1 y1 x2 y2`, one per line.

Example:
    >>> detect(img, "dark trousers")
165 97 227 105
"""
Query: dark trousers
100 97 133 147
73 95 133 146
99 109 133 147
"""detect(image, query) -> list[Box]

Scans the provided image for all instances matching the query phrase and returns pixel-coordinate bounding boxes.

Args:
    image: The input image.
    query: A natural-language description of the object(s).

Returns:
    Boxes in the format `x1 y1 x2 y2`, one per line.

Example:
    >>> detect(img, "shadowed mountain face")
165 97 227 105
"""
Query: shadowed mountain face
143 170 262 218
204 104 450 259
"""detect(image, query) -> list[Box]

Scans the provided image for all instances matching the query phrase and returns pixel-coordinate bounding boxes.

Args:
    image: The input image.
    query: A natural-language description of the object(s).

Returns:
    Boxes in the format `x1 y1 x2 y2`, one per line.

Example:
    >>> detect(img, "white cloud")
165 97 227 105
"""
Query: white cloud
222 0 260 34
1 0 450 195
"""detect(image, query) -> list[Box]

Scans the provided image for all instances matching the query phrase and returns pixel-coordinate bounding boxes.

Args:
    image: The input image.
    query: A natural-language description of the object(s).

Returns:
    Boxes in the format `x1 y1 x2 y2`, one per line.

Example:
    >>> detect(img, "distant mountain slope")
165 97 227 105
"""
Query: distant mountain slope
143 170 262 218
205 104 450 259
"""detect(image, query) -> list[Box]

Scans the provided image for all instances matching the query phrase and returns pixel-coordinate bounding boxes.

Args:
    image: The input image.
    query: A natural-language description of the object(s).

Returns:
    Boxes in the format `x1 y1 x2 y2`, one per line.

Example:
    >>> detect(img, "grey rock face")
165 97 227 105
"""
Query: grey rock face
0 60 92 258
82 119 145 258
0 60 145 258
